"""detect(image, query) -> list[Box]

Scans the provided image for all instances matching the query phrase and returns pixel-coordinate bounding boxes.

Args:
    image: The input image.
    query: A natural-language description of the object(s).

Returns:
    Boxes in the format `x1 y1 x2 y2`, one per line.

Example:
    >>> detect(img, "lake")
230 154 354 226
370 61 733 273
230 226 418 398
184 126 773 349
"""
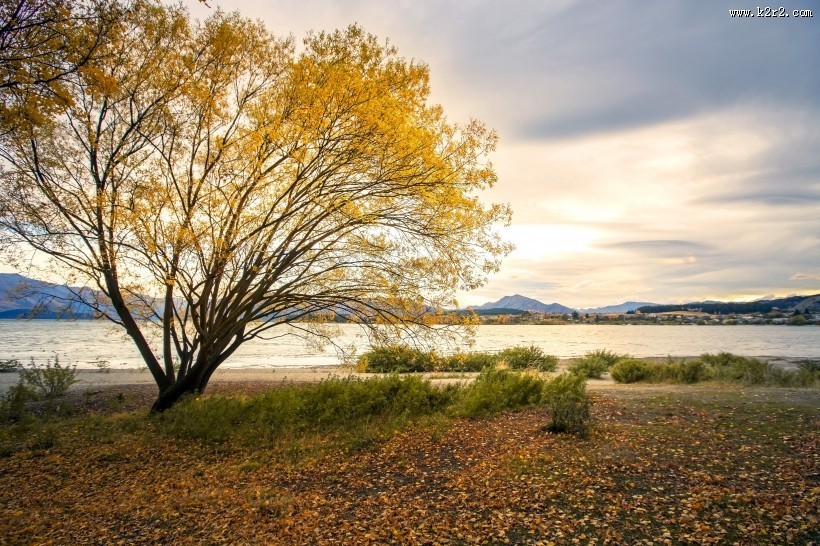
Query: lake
1 321 818 369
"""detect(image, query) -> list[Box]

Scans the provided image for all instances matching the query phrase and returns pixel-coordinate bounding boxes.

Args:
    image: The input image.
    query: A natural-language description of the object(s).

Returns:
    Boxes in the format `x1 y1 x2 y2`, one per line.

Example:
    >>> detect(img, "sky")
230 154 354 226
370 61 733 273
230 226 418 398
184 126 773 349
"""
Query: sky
229 0 820 309
8 0 819 309
195 0 816 310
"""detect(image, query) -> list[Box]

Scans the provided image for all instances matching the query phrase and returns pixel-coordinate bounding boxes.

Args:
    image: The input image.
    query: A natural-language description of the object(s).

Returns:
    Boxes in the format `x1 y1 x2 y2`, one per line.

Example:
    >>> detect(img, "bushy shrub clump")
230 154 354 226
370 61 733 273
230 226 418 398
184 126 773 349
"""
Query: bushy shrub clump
496 345 558 372
673 358 711 384
700 352 777 386
356 345 559 373
609 352 819 388
0 382 36 424
610 358 652 383
440 352 498 372
452 368 545 418
542 373 591 434
356 345 437 373
797 359 820 373
19 356 77 399
568 349 625 379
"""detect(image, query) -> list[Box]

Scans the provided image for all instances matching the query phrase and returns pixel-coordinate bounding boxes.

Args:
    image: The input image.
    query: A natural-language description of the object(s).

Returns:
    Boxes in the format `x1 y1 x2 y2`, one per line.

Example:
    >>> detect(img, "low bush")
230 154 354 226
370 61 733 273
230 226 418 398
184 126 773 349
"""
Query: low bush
0 382 36 423
19 356 78 399
357 345 558 373
568 349 625 379
608 352 819 388
701 353 773 385
496 345 558 372
299 375 454 428
568 357 609 379
586 349 623 367
452 368 546 418
356 345 437 373
796 359 820 373
698 351 744 369
610 358 652 383
440 352 498 372
675 358 712 384
542 372 591 435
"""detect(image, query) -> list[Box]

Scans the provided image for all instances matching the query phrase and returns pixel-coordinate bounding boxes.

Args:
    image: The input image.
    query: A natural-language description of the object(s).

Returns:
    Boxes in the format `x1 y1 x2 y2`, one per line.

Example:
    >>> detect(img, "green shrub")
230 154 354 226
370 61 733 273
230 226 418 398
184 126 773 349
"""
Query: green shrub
791 369 820 388
568 349 626 379
568 357 609 379
675 359 711 384
0 382 36 423
19 356 78 399
542 373 591 434
356 345 559 373
452 368 545 418
356 345 438 373
700 353 772 385
440 351 498 372
610 358 652 383
796 359 820 373
698 351 744 369
299 375 452 428
585 349 623 367
497 345 558 372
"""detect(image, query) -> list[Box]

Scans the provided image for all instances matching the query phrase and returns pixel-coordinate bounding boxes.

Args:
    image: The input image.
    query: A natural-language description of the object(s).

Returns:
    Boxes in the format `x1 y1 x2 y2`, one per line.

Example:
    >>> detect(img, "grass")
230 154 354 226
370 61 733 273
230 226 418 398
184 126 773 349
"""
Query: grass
0 372 817 544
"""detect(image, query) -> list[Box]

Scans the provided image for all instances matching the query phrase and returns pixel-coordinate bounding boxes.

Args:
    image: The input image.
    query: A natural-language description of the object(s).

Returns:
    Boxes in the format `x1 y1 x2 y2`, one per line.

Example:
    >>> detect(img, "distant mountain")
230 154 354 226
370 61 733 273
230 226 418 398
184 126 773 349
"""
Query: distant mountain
638 294 820 315
577 302 660 314
0 273 97 319
473 294 574 314
792 294 820 313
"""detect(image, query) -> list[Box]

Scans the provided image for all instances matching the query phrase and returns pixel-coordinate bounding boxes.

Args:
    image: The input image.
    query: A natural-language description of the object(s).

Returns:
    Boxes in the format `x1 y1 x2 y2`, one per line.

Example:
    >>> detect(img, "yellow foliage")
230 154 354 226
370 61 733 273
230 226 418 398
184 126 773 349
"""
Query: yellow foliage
0 1 512 397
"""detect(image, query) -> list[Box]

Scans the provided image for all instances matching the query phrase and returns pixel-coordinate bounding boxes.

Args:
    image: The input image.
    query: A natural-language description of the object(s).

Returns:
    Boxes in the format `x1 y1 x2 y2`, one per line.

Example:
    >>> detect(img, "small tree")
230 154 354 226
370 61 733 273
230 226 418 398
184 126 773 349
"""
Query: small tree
19 356 78 399
0 1 511 411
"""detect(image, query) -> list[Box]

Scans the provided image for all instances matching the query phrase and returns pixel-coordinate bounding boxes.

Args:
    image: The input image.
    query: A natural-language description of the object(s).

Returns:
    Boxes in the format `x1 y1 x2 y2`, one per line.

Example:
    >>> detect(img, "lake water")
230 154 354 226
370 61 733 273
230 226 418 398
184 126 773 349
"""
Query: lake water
0 321 818 369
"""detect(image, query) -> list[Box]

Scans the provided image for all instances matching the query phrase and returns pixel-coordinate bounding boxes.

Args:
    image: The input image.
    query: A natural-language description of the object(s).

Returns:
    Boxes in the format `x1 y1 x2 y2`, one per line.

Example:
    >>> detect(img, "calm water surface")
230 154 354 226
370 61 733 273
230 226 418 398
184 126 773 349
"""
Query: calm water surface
1 321 818 369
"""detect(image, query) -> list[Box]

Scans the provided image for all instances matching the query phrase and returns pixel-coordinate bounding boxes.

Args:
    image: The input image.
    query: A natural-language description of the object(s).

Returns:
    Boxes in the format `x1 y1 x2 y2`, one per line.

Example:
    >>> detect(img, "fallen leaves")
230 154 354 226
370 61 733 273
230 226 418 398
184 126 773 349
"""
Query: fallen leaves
0 385 818 544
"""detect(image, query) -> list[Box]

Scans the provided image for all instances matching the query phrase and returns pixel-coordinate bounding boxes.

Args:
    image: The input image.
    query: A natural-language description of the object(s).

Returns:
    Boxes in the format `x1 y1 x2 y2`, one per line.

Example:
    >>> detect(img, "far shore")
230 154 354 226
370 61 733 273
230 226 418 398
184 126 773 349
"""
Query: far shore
0 355 810 393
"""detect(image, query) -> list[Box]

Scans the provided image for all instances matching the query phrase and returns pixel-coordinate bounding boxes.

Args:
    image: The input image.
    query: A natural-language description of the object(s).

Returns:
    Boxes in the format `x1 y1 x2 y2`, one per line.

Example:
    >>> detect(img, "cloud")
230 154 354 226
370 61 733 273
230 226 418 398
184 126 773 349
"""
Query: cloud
152 1 820 307
600 240 713 257
790 273 820 281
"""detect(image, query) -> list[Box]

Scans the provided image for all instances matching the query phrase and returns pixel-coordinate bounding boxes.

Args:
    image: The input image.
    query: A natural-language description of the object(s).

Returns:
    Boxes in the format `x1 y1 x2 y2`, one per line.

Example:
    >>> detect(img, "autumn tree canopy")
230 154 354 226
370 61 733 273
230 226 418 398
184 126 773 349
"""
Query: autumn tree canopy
0 0 511 410
0 0 120 133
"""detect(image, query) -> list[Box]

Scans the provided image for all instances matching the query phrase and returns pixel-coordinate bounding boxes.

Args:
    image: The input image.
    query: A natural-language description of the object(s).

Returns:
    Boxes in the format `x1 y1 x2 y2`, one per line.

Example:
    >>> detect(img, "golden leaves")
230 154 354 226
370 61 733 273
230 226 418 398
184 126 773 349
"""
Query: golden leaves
1 385 818 544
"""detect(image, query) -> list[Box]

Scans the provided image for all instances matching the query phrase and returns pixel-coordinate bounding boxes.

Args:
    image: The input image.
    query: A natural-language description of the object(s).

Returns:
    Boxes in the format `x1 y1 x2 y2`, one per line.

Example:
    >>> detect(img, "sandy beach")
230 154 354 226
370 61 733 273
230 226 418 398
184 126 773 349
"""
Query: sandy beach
0 355 809 394
0 366 355 393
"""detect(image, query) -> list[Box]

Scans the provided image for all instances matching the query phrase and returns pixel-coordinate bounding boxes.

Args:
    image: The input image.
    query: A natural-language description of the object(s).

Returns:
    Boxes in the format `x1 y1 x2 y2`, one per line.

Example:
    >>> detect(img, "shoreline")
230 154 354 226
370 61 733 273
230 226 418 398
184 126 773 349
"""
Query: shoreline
0 355 812 392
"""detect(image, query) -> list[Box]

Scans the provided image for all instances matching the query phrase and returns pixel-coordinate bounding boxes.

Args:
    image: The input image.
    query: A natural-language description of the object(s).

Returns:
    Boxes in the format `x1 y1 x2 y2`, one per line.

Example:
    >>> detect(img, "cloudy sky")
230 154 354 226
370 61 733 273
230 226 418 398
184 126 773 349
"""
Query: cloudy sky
32 0 806 309
191 0 819 308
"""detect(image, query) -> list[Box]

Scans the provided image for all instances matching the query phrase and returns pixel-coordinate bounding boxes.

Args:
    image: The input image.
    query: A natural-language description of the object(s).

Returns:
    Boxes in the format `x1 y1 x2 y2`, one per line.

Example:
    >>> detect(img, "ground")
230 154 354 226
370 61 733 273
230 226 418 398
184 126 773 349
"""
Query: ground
0 378 817 544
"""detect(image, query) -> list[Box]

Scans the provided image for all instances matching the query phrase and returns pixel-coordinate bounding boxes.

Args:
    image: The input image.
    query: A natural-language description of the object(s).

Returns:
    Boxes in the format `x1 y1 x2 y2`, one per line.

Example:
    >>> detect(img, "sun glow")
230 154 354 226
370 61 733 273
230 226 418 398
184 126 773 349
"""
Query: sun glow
503 224 599 258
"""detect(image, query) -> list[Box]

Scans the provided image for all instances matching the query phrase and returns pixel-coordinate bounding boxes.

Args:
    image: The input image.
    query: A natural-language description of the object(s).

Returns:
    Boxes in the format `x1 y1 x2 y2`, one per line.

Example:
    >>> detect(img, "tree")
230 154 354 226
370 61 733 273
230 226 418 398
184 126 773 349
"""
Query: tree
0 0 121 134
0 1 511 411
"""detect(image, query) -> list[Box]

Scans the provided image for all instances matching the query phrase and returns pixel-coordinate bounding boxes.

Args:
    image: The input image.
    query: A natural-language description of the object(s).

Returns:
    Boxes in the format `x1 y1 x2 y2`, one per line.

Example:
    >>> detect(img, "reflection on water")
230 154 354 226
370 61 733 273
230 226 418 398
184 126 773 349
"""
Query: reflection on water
1 321 818 369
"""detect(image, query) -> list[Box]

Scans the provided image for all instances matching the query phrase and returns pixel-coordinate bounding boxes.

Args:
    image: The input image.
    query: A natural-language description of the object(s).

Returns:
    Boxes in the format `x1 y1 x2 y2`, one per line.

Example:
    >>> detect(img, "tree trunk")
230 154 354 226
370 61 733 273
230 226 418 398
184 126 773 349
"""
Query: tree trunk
150 371 209 412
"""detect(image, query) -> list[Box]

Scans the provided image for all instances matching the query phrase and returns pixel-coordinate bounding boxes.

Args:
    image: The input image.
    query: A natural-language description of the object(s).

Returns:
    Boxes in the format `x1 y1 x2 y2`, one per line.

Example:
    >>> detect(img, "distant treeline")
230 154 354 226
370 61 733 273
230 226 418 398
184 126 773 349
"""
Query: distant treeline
638 295 812 315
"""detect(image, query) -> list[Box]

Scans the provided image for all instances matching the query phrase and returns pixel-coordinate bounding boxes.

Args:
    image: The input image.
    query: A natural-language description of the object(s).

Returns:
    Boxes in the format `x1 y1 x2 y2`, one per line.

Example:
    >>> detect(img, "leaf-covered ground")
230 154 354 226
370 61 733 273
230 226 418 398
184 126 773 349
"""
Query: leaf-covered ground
1 383 817 545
